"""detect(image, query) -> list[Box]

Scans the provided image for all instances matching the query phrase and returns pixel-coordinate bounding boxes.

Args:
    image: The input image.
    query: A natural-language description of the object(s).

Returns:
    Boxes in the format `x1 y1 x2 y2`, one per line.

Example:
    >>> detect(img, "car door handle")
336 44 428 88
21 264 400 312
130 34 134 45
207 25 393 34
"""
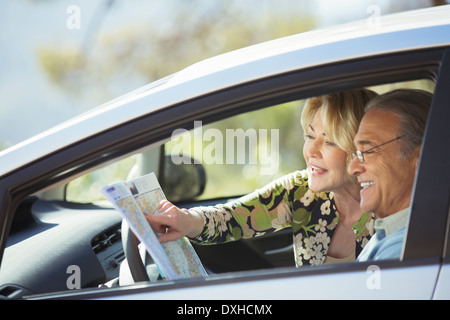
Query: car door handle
264 244 293 256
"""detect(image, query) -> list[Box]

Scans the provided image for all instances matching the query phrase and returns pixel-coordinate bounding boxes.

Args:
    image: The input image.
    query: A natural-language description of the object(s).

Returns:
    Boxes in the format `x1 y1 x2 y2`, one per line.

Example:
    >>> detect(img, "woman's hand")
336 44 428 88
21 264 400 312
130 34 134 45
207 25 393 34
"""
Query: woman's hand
145 200 204 243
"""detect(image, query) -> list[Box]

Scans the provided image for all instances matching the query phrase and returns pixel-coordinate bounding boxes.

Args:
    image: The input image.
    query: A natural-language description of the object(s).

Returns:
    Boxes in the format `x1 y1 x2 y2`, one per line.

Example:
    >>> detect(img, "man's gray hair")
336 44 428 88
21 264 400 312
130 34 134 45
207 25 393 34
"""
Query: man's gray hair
365 89 432 158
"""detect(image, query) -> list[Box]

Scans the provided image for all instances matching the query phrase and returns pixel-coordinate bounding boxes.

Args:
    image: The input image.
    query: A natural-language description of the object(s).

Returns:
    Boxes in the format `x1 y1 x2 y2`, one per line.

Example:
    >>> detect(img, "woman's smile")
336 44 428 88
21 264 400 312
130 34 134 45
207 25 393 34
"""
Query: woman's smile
309 164 328 176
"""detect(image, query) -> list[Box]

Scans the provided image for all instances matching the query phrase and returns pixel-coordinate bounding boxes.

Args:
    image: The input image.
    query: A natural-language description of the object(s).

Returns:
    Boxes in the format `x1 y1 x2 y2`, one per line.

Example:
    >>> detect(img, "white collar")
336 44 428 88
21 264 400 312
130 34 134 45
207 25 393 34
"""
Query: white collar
374 207 409 237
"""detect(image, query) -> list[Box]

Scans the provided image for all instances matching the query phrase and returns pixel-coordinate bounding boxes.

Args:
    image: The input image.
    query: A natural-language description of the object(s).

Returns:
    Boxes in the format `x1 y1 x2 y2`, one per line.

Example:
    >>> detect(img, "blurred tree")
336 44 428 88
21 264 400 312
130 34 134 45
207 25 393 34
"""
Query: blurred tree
37 1 315 103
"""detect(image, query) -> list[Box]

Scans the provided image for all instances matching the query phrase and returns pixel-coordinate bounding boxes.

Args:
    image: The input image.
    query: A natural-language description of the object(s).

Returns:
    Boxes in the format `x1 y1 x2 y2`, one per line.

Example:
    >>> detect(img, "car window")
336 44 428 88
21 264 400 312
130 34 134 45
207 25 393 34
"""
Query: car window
163 79 435 201
65 79 434 203
66 154 138 203
164 100 306 200
64 100 308 203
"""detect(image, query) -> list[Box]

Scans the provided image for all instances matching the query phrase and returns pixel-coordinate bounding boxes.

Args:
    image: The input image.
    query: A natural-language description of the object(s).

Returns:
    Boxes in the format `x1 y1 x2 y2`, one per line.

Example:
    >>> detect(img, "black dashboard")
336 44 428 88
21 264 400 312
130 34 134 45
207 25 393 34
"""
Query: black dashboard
0 198 123 299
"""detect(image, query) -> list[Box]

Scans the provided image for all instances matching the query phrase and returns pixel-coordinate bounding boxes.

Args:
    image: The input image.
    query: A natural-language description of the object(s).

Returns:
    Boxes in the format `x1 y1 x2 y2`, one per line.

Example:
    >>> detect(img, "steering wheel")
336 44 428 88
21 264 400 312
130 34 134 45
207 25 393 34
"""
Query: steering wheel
121 219 150 282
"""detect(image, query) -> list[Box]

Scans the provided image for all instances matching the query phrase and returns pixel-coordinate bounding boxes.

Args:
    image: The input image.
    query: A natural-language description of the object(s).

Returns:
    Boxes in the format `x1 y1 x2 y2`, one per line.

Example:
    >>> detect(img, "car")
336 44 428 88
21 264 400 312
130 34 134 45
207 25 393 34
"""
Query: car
0 5 449 301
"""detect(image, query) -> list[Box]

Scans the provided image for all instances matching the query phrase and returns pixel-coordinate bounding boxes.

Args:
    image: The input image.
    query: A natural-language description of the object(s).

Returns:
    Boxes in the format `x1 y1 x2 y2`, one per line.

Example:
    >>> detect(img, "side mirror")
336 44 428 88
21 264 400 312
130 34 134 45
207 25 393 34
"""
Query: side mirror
161 155 206 202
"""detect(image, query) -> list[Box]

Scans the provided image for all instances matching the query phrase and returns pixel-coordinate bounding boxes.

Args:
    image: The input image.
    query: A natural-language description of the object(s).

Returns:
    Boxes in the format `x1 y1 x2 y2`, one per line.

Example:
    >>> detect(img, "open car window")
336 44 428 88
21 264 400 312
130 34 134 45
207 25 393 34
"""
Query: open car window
163 79 435 202
65 80 435 204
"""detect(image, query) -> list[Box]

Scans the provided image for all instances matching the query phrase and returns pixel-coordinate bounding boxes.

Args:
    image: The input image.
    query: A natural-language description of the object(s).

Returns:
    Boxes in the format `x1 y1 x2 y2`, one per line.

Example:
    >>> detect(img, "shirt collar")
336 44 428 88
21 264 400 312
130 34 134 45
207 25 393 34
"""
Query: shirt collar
374 207 409 237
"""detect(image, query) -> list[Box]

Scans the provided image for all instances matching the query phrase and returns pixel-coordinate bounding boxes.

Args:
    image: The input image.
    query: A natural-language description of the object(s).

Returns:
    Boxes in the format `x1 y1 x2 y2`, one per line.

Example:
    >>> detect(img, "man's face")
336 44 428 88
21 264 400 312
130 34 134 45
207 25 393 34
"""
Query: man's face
348 109 419 218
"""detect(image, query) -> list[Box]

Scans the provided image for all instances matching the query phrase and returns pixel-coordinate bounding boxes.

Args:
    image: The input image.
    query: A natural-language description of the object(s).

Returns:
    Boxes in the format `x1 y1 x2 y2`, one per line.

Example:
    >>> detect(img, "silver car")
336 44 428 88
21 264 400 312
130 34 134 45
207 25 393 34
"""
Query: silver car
0 5 449 300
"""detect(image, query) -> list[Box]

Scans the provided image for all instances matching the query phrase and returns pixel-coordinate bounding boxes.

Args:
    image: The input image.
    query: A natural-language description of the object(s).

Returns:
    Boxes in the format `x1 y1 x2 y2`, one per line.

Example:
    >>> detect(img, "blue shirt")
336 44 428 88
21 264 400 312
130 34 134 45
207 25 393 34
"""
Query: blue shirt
357 208 409 262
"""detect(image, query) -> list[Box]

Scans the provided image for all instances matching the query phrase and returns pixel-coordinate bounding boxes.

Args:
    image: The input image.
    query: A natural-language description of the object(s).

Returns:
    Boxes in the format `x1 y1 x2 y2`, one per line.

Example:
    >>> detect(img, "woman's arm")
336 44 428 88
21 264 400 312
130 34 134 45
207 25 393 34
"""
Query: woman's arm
147 170 308 244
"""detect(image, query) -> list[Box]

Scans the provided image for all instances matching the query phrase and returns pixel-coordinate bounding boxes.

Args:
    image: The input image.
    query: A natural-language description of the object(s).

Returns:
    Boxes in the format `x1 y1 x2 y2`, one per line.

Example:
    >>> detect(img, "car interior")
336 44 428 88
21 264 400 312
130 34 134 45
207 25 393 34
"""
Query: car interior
0 75 437 299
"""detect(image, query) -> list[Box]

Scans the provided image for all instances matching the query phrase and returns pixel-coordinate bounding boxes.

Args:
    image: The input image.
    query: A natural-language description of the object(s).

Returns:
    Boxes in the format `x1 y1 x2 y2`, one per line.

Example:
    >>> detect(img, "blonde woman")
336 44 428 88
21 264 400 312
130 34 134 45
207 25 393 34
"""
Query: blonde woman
147 89 377 267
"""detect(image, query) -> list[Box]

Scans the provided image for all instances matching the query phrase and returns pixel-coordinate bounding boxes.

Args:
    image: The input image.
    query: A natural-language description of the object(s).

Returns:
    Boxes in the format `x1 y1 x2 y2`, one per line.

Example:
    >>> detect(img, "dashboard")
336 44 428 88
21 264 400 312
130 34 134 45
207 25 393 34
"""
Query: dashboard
0 197 123 298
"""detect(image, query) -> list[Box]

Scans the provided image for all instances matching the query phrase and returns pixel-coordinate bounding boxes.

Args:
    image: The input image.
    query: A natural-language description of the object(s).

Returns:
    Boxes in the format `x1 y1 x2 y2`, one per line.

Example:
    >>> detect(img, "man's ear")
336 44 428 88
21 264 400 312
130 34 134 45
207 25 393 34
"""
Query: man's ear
412 146 421 171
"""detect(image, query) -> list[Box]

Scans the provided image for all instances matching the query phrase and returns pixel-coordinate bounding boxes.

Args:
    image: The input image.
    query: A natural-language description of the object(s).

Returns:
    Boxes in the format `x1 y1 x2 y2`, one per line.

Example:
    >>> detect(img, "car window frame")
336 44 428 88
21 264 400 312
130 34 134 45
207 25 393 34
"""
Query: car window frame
0 47 448 299
402 48 450 262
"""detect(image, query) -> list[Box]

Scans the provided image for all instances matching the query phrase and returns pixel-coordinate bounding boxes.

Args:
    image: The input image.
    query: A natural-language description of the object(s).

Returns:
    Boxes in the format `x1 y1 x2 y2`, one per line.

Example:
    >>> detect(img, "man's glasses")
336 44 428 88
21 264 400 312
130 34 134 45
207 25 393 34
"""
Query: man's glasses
352 136 403 163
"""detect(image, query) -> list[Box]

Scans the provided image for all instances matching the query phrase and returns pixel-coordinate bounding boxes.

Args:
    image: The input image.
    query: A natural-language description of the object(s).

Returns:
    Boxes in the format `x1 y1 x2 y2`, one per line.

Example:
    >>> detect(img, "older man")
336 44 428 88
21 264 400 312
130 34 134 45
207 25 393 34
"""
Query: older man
348 89 432 261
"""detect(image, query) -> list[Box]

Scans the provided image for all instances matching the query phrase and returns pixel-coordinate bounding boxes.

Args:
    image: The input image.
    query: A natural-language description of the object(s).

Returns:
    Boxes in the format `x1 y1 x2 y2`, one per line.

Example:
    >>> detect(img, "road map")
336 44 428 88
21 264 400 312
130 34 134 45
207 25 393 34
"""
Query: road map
101 173 207 280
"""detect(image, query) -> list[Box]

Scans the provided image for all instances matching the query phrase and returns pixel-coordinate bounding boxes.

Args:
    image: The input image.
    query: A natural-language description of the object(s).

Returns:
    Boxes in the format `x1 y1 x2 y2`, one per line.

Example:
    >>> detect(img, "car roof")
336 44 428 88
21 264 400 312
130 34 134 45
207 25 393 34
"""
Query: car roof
1 5 450 178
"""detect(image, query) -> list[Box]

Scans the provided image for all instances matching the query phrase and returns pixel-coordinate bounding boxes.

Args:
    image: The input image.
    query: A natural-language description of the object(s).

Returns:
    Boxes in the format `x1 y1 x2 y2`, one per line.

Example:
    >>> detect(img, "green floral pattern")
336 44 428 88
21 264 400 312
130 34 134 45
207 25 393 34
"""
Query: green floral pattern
190 170 375 267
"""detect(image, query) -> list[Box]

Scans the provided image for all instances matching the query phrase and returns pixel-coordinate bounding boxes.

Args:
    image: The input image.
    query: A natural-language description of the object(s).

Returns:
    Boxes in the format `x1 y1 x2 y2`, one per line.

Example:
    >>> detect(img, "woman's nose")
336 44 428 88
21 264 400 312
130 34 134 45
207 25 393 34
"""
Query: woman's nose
304 139 321 159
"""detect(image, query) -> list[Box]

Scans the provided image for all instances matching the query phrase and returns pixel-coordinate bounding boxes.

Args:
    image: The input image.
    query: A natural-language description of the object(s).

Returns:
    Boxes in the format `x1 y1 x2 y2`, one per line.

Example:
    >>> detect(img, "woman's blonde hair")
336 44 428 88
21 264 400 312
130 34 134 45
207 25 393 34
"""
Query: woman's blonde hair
301 89 378 163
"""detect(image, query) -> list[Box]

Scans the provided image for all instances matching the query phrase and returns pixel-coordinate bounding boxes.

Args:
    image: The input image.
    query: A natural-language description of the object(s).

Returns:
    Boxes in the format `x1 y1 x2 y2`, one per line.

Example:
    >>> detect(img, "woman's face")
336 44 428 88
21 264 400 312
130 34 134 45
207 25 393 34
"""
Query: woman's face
303 109 352 193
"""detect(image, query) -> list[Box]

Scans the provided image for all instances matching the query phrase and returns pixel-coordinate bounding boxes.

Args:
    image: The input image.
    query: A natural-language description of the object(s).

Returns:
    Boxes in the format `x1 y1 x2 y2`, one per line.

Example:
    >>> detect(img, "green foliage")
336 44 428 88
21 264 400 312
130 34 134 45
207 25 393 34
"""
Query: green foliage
37 46 86 86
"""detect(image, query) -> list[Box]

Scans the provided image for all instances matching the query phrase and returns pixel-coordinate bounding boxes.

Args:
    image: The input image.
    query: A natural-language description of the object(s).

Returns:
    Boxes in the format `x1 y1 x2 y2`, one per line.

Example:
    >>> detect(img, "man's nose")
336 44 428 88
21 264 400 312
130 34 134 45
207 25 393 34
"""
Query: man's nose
348 153 363 177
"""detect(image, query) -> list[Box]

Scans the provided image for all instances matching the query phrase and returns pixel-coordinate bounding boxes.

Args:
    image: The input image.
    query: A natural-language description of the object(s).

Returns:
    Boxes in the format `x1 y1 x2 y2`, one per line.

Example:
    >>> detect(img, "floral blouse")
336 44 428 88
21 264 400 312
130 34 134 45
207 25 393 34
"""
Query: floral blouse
189 170 375 267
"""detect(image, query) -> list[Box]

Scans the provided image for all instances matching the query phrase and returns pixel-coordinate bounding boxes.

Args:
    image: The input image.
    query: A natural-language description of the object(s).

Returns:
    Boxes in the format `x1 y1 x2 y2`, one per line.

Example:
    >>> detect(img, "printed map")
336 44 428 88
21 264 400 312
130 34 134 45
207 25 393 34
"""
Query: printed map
133 188 207 278
102 173 207 280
